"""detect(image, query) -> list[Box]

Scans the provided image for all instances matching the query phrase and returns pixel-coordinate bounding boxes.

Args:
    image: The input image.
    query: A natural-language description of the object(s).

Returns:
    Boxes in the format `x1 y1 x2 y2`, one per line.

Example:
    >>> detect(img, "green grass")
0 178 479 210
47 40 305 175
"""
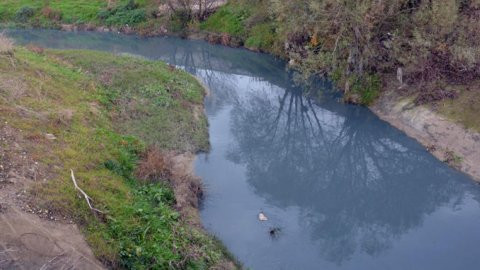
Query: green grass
437 83 480 133
0 0 159 26
97 0 147 26
49 50 209 152
0 0 106 24
200 4 250 37
347 74 381 105
0 47 231 268
245 22 276 51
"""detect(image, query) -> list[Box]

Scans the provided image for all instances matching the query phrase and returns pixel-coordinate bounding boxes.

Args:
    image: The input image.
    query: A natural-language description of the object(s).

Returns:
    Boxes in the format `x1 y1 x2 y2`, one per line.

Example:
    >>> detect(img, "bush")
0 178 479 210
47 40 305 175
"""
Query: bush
135 148 173 183
351 74 381 105
98 0 147 26
15 6 35 23
245 23 276 51
106 9 146 25
169 10 192 33
217 0 480 104
200 5 250 37
41 7 62 21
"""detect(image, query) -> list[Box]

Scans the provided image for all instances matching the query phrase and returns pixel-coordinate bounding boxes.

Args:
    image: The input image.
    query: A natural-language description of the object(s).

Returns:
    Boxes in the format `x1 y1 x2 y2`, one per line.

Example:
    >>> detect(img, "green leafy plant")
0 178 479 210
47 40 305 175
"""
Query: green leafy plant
245 23 276 51
98 0 147 26
15 6 35 23
350 74 381 105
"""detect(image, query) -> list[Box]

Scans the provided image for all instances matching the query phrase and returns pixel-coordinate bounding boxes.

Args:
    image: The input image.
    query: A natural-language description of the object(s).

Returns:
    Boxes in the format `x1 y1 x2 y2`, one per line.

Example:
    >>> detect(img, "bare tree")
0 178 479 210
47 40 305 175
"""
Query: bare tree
166 0 225 19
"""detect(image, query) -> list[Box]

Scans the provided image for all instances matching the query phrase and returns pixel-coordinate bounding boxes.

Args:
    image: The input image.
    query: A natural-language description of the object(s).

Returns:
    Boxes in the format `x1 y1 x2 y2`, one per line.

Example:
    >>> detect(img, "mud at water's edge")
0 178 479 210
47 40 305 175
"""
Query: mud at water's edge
370 89 480 182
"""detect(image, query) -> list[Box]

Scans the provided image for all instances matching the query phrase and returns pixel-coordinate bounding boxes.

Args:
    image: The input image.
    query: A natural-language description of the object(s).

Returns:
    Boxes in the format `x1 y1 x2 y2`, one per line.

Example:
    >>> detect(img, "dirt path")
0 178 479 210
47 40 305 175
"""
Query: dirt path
371 90 480 182
0 124 104 270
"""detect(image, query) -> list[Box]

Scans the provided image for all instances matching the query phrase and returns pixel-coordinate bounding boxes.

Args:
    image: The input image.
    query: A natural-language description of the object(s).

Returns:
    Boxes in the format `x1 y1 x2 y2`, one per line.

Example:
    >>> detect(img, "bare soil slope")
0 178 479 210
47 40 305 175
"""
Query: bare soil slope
0 124 104 269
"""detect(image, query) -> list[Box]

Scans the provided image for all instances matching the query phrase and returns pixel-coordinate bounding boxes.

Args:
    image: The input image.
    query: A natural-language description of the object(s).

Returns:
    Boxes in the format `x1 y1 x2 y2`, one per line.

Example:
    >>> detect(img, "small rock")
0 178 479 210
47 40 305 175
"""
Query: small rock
45 133 57 140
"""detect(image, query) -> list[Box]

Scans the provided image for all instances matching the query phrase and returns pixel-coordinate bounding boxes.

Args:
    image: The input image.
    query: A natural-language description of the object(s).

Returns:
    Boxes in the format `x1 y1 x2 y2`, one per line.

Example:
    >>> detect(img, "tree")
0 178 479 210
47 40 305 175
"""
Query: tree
166 0 225 20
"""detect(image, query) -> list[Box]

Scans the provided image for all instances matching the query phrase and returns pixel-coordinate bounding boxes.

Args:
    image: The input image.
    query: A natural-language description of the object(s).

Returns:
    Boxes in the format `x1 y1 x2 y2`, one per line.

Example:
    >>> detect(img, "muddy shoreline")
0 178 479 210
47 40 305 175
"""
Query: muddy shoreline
371 90 480 182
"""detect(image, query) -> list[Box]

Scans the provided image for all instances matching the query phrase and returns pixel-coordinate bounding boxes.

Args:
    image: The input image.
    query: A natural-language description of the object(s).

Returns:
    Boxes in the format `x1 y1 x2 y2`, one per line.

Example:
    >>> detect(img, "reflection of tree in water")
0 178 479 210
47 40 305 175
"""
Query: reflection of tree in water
171 45 238 114
228 81 474 264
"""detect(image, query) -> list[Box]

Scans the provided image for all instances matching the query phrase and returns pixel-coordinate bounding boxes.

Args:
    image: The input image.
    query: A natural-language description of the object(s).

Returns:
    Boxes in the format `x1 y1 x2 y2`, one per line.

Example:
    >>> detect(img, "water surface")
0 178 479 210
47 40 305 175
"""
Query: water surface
7 29 480 270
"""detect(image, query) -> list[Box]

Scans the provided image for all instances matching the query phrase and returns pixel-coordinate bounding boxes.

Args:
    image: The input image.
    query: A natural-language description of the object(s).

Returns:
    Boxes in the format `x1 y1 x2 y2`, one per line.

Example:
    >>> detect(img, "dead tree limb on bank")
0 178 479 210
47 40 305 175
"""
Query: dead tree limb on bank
70 169 104 215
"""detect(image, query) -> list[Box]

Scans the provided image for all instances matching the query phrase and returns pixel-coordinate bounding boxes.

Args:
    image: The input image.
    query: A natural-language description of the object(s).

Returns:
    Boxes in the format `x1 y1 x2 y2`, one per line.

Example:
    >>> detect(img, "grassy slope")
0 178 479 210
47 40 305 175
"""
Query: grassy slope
436 82 480 133
0 47 232 269
199 1 276 52
0 0 106 24
0 0 162 29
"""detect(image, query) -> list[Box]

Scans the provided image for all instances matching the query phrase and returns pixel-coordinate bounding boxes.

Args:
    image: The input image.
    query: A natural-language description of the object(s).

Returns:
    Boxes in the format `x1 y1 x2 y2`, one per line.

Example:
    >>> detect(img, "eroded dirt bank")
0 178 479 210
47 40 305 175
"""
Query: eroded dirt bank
371 90 480 182
0 125 104 269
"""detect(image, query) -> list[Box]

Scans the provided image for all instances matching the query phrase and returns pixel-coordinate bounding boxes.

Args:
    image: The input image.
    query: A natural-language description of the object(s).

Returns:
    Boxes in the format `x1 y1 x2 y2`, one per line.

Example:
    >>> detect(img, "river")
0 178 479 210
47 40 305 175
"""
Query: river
7 29 480 270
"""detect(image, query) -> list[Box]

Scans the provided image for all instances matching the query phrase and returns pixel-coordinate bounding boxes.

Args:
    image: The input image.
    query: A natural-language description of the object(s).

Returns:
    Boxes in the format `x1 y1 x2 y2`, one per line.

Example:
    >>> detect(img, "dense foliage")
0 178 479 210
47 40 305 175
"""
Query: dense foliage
98 0 147 26
203 0 480 104
3 0 479 104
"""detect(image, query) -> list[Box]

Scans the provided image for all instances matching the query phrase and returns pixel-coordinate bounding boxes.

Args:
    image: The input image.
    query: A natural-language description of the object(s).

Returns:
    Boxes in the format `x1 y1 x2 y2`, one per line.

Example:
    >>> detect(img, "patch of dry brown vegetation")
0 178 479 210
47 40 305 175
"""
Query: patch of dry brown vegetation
41 7 62 21
0 74 28 101
136 147 173 183
0 33 14 55
26 44 45 55
135 148 203 221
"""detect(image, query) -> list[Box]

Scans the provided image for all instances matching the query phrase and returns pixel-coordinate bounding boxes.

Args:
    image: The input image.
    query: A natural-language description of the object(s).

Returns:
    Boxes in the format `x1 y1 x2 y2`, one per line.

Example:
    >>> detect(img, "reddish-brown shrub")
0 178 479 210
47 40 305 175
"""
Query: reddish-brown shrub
26 44 44 54
41 7 62 21
135 147 172 183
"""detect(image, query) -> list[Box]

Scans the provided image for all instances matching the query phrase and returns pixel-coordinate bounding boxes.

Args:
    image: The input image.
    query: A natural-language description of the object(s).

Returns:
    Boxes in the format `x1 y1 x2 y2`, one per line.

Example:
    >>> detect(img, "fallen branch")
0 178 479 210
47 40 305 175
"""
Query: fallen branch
70 169 104 214
39 252 65 270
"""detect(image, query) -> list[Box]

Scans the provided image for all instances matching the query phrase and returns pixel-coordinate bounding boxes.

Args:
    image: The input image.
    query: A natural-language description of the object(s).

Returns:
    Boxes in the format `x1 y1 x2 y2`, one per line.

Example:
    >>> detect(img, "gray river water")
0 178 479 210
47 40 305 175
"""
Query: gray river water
6 29 480 270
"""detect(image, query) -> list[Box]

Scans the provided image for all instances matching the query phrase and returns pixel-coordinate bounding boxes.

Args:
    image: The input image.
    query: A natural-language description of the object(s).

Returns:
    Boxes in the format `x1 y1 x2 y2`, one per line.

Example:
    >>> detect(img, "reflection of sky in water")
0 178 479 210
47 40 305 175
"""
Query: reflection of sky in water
7 29 480 270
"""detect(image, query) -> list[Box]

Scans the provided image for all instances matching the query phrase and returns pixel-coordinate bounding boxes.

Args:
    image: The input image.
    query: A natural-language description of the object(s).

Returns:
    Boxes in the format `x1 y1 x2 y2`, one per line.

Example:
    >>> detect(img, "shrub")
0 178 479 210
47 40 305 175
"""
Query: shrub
169 10 192 33
98 0 147 26
350 74 381 105
200 4 250 37
26 44 44 54
216 0 480 104
106 9 146 25
245 23 276 51
135 148 173 183
15 6 35 23
41 7 62 21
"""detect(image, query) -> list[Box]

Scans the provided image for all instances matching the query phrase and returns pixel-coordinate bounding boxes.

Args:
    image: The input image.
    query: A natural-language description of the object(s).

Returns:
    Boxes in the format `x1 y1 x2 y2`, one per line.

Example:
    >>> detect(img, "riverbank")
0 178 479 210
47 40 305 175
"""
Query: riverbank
4 25 480 184
371 89 480 182
4 1 480 185
196 2 480 182
0 38 236 268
